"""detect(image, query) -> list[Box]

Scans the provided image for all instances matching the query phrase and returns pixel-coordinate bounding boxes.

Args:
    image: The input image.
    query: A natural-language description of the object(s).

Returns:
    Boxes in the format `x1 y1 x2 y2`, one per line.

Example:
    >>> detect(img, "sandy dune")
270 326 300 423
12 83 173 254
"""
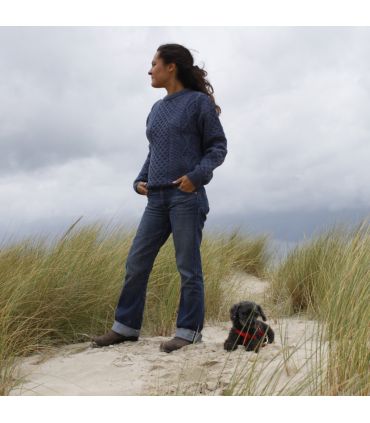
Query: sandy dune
10 272 322 396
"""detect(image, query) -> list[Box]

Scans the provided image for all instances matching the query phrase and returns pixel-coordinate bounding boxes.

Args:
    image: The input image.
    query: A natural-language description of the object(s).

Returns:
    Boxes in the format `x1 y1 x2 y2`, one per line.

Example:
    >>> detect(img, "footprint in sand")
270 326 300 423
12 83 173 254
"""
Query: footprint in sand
149 364 165 371
202 360 221 367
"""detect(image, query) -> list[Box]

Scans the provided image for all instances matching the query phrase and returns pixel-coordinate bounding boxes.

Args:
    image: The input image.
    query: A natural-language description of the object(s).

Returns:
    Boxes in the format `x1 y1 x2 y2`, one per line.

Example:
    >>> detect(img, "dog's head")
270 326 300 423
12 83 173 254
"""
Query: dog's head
229 301 267 328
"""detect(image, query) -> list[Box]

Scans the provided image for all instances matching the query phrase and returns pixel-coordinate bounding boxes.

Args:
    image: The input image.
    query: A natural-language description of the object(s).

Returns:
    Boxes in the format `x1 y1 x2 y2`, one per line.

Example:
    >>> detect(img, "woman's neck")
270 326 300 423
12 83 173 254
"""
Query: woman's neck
165 80 185 96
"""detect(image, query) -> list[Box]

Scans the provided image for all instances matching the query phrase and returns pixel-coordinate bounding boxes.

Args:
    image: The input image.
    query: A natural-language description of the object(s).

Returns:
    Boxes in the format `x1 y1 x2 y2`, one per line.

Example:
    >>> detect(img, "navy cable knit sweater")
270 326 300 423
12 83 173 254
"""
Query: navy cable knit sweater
133 88 227 192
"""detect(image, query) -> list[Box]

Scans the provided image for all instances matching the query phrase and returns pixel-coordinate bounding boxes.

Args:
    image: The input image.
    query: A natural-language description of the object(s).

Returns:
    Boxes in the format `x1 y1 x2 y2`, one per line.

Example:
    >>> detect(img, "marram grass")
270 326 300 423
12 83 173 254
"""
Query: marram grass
165 221 369 396
2 218 368 396
0 219 269 394
268 220 370 395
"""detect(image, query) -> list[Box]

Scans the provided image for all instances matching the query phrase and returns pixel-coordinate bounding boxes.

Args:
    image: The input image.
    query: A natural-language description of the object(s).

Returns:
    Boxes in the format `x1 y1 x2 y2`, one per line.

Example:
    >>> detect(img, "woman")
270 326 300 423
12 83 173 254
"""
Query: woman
92 43 227 353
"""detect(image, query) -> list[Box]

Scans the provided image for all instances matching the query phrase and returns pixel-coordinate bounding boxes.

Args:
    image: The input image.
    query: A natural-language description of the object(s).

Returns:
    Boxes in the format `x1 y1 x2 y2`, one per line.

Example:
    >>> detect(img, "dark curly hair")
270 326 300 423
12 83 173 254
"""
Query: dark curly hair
157 43 221 115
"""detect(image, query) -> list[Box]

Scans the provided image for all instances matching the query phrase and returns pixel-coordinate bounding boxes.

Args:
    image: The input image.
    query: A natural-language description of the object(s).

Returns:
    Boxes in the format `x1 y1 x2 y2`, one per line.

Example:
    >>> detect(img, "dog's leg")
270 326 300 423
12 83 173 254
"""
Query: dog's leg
224 332 239 351
266 325 275 343
244 338 259 353
258 321 275 344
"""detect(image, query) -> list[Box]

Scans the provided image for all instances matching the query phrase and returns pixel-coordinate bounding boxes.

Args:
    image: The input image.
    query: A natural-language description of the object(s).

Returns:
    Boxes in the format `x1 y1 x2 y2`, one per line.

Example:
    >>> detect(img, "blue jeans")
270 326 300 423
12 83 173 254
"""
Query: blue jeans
112 185 210 343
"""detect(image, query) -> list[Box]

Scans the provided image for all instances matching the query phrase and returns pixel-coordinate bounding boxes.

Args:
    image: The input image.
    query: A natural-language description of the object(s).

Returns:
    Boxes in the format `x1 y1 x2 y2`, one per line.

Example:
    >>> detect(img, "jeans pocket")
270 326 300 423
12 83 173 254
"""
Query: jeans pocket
147 188 157 198
177 187 198 195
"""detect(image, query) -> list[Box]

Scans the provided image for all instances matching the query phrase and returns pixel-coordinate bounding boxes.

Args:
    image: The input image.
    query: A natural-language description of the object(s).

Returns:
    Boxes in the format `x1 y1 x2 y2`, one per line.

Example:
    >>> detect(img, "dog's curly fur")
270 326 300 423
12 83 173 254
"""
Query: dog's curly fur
224 300 275 353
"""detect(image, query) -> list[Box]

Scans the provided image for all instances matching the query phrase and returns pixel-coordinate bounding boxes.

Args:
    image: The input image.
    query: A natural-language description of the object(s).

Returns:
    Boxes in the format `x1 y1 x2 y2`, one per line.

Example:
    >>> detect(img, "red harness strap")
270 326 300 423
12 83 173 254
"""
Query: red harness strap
233 327 265 345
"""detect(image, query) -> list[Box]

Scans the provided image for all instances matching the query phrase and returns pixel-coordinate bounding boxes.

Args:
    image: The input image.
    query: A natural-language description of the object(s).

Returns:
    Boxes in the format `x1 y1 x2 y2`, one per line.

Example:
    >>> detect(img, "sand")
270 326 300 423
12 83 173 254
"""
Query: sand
9 272 323 396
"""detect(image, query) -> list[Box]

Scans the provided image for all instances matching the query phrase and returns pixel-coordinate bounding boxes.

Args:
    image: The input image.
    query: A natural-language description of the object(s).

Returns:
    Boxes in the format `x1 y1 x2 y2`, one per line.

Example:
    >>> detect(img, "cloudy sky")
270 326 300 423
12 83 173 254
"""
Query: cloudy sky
0 26 369 245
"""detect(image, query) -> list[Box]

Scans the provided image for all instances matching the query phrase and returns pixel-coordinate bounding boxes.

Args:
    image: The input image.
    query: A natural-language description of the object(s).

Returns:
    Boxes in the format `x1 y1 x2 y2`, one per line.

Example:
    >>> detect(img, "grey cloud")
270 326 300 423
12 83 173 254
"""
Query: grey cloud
0 27 369 243
0 27 157 174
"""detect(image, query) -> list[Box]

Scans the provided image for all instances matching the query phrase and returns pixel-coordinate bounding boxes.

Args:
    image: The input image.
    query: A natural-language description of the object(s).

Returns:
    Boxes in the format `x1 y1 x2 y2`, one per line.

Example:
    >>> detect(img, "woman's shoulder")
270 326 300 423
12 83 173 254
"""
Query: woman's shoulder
151 98 162 109
188 90 208 101
186 91 213 113
147 99 162 116
190 90 214 107
193 92 216 116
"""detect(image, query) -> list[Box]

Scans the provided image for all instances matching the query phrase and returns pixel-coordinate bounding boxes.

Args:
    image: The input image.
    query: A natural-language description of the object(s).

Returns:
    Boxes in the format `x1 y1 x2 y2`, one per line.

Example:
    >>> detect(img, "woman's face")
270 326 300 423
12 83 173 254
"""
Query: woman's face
148 51 175 88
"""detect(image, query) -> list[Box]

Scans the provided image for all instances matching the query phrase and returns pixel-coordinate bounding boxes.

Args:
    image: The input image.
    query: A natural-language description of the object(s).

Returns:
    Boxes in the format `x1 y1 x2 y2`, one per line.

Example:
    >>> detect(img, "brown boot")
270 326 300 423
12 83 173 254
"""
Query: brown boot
91 330 138 347
159 337 193 353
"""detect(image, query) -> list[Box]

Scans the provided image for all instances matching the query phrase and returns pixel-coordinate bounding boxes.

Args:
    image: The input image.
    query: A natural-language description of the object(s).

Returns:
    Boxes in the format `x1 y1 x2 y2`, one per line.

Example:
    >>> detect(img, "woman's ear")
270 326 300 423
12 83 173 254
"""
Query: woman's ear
257 305 267 321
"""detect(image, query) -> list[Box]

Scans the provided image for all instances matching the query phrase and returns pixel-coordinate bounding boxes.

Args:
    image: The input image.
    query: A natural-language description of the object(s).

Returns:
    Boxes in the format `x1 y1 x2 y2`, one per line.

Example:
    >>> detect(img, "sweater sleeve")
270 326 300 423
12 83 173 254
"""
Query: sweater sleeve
133 109 154 194
133 143 151 193
185 94 227 189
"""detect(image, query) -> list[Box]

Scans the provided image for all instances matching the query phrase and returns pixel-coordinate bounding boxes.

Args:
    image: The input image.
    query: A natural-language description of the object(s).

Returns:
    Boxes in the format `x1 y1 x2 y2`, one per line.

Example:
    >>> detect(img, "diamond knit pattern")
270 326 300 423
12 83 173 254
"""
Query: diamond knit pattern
133 89 227 191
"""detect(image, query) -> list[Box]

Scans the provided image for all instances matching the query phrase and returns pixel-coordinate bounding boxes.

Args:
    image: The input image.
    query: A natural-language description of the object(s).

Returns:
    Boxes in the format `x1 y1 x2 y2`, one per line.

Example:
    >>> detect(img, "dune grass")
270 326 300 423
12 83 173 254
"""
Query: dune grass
0 219 270 395
169 219 369 396
221 230 271 279
2 217 368 396
267 220 370 395
165 221 369 396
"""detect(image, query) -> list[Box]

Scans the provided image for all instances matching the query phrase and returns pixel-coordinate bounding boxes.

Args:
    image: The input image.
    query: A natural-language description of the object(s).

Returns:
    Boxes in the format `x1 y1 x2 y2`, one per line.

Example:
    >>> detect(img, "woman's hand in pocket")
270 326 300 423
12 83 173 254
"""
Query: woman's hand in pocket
172 175 196 192
137 181 149 195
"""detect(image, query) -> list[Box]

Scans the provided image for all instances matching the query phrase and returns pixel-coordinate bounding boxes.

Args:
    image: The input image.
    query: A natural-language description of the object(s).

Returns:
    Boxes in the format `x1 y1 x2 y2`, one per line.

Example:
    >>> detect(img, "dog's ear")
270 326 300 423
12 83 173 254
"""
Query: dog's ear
257 305 267 321
230 304 239 321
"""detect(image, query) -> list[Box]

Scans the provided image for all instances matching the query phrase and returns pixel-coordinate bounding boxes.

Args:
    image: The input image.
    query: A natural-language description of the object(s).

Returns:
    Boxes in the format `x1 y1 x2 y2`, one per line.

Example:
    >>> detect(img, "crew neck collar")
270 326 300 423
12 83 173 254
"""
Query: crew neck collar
163 88 191 101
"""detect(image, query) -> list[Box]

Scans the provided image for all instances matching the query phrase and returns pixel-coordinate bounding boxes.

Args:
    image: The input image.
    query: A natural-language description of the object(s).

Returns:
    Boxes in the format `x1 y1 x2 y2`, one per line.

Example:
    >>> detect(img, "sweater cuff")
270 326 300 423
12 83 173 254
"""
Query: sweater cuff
133 181 140 193
186 169 203 189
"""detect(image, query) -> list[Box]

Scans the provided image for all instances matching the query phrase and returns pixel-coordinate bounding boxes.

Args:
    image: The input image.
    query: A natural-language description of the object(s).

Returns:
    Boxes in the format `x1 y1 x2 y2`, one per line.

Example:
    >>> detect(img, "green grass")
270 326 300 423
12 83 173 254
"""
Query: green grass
0 219 270 395
221 230 271 279
2 217 368 396
167 219 369 396
268 220 370 395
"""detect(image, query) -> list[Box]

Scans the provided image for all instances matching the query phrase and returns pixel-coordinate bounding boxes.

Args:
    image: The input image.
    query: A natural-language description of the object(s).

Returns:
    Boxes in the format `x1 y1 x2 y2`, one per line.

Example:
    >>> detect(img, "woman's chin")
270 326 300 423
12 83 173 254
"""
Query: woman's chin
151 80 163 88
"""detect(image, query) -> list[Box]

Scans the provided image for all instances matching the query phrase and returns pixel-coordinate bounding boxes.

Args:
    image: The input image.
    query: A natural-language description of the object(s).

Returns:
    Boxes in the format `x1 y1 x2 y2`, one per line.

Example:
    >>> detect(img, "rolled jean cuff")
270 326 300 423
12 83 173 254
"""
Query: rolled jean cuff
175 328 202 343
112 320 140 337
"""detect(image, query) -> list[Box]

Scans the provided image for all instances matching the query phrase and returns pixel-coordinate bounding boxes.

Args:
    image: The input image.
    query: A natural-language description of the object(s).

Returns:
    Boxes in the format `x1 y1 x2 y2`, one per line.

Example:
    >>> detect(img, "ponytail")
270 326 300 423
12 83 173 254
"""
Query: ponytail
157 44 221 115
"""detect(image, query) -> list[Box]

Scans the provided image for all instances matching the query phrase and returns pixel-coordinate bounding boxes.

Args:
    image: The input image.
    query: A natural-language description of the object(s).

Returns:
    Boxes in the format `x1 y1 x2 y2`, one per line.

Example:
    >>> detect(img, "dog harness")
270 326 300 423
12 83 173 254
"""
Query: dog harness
233 327 267 346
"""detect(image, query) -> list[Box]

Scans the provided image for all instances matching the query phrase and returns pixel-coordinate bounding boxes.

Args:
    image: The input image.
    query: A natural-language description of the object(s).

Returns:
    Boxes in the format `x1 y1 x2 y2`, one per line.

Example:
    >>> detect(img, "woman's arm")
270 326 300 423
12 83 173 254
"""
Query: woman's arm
133 144 151 193
186 94 228 189
133 106 156 194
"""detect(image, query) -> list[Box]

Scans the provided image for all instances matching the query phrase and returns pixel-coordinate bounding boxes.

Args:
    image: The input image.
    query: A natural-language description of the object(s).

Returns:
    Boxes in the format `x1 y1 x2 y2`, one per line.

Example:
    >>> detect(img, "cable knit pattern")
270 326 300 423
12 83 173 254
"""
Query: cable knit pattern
133 88 227 192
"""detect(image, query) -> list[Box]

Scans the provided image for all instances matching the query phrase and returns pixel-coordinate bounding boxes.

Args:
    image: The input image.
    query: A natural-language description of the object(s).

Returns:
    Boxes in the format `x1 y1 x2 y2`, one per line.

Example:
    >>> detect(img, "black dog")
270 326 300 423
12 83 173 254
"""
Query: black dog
224 301 275 353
